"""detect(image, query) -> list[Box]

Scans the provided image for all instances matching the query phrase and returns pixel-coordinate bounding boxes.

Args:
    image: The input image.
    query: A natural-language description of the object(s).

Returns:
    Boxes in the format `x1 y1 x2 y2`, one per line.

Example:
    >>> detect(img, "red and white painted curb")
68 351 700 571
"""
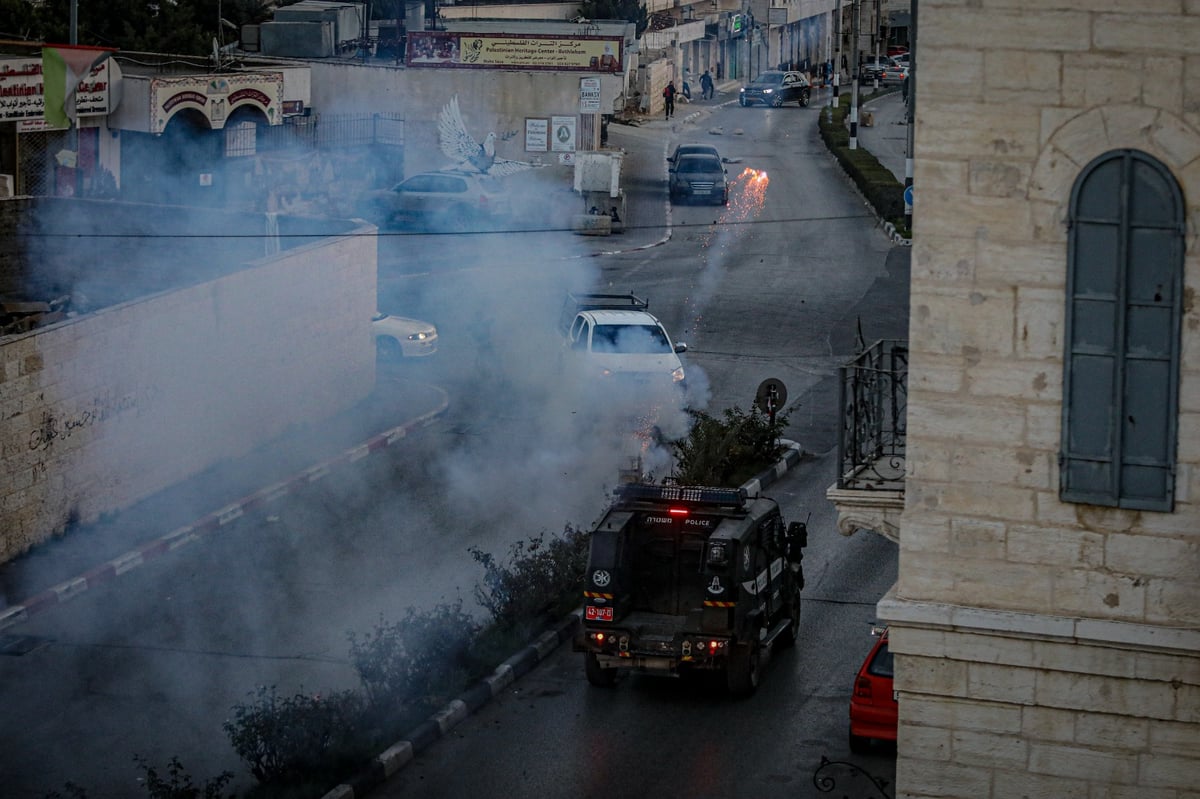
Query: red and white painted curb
0 389 450 633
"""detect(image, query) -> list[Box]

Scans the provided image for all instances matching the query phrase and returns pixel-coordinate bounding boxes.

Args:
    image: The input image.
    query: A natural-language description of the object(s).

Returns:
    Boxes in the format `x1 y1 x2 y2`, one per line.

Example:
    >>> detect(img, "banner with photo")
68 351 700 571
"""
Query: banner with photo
407 33 622 72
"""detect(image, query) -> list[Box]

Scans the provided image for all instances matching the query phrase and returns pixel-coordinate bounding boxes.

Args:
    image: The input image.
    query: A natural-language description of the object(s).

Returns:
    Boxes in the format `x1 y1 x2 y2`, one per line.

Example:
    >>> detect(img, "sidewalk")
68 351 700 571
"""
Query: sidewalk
854 89 908 183
0 374 449 631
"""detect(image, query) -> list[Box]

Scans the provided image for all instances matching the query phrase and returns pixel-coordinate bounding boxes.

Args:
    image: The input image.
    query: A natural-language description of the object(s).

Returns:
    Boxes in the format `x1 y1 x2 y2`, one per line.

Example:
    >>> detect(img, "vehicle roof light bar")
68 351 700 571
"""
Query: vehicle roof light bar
617 484 747 508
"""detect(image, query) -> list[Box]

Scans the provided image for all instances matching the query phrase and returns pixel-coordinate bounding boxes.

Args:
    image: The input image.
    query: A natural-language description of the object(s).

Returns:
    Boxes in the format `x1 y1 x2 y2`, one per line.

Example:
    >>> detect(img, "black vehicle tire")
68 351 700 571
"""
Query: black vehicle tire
585 652 618 687
771 94 783 108
726 641 761 696
849 727 871 755
376 336 402 361
799 91 810 107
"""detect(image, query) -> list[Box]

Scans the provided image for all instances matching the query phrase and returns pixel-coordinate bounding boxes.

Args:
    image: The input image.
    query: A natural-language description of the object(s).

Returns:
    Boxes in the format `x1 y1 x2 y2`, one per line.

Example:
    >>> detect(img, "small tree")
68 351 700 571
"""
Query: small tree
348 601 480 716
670 405 790 486
469 526 589 636
223 685 365 786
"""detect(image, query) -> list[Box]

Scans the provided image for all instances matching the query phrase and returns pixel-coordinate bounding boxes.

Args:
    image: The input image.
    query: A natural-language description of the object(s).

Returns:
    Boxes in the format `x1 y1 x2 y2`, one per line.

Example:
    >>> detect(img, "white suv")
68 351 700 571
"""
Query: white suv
566 307 687 386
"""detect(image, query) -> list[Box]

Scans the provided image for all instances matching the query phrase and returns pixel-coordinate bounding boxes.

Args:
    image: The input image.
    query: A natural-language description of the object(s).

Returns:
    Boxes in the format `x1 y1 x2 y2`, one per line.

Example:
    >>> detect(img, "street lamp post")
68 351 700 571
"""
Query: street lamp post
830 0 842 109
849 0 860 150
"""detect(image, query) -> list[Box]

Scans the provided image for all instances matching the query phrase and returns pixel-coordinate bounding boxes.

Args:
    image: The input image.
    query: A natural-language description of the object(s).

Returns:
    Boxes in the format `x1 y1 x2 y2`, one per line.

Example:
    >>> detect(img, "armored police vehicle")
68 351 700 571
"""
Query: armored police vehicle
574 483 807 696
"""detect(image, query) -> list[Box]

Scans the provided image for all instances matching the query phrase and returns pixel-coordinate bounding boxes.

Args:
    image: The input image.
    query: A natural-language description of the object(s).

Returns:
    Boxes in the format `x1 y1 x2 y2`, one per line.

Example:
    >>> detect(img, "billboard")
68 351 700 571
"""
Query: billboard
407 33 622 72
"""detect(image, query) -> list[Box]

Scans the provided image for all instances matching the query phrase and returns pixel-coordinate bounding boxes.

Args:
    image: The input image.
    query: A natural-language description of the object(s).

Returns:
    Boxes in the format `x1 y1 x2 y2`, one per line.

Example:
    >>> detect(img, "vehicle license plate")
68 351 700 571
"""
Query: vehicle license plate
694 189 710 195
586 606 614 621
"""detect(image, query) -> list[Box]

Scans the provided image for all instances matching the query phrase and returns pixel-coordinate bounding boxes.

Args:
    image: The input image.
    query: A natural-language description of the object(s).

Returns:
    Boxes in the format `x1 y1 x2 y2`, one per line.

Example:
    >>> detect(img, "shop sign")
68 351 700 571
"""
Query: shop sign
408 33 622 72
151 72 283 132
0 56 119 125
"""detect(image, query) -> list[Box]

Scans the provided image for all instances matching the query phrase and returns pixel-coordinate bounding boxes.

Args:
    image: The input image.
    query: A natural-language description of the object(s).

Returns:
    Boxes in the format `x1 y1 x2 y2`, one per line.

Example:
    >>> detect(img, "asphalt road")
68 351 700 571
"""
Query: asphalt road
366 99 906 799
0 92 907 798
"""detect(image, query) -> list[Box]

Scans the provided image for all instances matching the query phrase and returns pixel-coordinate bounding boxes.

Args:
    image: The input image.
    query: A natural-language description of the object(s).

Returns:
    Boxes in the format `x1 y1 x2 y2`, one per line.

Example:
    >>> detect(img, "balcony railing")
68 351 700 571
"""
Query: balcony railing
836 339 907 490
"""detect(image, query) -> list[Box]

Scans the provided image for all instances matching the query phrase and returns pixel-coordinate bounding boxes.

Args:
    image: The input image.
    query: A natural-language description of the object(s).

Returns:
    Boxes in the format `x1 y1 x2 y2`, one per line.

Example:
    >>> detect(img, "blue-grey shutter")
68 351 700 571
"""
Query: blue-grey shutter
1061 150 1183 511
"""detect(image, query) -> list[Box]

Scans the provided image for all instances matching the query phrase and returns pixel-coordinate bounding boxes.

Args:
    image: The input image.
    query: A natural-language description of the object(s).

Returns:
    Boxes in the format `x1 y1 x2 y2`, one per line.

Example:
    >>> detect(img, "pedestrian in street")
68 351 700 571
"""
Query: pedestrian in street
716 61 723 80
663 81 676 119
700 69 714 100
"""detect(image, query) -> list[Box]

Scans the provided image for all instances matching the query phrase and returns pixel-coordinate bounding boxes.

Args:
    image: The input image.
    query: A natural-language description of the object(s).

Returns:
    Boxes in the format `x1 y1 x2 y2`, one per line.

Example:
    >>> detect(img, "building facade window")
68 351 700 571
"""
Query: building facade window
1060 149 1185 511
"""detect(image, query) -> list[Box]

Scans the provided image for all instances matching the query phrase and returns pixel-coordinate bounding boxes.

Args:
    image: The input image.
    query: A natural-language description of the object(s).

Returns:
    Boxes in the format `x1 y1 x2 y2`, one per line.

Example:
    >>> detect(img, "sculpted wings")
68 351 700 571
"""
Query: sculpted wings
487 157 542 177
437 96 484 164
436 95 546 175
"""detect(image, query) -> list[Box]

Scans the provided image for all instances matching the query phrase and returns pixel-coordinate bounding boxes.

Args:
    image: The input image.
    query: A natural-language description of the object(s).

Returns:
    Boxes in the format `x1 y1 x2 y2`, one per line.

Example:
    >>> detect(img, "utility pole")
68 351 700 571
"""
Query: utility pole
904 0 917 231
849 0 860 150
872 0 881 89
70 0 80 197
830 0 842 109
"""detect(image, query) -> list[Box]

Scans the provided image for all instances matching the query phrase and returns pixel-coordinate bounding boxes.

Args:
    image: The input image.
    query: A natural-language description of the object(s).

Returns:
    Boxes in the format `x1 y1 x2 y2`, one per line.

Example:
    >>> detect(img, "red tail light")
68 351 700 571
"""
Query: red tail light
668 507 688 516
854 676 873 698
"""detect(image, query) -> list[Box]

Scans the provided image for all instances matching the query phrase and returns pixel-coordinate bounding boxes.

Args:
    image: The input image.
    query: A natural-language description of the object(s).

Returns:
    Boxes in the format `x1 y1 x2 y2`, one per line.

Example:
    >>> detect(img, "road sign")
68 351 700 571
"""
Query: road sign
755 378 788 418
903 185 913 208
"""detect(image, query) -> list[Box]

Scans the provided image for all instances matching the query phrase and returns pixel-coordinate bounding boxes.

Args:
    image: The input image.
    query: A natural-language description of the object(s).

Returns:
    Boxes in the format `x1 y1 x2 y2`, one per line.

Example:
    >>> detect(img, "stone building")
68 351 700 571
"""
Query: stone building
848 1 1200 796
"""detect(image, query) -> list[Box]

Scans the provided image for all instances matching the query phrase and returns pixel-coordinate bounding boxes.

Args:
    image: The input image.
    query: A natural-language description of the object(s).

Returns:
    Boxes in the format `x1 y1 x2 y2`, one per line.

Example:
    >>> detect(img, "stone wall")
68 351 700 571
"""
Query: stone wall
892 1 1200 796
0 202 377 562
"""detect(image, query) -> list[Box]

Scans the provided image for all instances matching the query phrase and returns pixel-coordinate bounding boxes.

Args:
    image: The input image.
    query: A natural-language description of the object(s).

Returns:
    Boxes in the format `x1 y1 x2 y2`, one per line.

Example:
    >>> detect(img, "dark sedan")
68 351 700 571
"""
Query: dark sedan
668 154 728 205
738 70 811 107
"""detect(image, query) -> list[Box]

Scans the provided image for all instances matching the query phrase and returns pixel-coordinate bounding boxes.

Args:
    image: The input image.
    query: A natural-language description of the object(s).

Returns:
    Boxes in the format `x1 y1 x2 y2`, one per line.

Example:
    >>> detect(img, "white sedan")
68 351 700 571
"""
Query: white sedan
371 312 438 359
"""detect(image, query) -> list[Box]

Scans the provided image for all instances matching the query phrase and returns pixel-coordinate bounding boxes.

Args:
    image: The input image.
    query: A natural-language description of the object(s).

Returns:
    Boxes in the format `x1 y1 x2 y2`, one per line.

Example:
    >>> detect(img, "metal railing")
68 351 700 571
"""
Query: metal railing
251 112 405 154
836 339 908 490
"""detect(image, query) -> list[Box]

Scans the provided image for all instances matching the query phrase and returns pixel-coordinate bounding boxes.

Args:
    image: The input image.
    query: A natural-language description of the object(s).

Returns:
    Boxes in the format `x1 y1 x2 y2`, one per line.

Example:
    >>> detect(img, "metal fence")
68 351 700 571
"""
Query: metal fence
836 339 908 490
249 112 405 155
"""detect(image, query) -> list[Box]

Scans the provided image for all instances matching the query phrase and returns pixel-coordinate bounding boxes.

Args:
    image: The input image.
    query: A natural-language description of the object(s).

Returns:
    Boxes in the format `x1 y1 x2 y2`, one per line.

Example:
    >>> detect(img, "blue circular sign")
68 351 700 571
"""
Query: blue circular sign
903 185 914 207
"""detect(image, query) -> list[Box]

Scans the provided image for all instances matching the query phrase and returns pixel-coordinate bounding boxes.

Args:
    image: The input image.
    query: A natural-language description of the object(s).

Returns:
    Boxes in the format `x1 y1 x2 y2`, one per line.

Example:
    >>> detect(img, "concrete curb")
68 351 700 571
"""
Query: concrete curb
319 438 806 799
0 387 450 634
319 612 582 799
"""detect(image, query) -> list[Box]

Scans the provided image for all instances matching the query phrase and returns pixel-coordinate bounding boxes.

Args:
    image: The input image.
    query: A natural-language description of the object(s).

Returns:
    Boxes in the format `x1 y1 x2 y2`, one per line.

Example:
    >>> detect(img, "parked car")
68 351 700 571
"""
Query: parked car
881 63 909 85
668 153 729 205
738 70 811 107
371 312 438 360
860 55 898 83
848 626 898 753
358 170 509 232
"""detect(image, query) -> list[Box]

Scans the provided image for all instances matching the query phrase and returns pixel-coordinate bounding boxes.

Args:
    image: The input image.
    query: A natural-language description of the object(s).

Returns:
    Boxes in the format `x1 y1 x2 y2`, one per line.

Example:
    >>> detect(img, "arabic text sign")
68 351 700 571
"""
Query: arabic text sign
408 33 622 72
0 57 115 124
151 72 283 131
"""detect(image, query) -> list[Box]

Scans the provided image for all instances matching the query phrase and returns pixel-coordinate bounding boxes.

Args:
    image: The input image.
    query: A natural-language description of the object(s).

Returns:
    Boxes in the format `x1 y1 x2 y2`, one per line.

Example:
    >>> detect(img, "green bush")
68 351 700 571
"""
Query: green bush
223 686 367 787
819 92 909 236
469 526 589 638
669 405 790 487
132 756 234 799
348 601 480 717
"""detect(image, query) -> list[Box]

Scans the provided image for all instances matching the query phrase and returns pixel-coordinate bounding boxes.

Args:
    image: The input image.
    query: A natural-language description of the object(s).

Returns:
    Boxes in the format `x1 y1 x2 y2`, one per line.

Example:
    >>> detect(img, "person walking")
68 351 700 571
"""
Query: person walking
663 81 676 119
700 69 714 100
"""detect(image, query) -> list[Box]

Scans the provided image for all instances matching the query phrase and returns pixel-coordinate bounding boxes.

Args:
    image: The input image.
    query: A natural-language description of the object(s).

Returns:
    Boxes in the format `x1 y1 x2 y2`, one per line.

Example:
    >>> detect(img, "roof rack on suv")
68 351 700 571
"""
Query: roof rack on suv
567 291 649 313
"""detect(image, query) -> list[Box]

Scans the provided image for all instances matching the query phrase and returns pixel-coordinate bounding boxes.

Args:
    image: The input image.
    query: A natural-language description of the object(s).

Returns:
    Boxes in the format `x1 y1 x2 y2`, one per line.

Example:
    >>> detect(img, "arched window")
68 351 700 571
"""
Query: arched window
1061 149 1185 511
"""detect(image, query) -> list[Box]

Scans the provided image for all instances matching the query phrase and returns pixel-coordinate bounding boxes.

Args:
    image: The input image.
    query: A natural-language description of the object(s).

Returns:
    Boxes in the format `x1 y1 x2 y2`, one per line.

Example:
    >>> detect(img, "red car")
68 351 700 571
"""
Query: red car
848 626 897 753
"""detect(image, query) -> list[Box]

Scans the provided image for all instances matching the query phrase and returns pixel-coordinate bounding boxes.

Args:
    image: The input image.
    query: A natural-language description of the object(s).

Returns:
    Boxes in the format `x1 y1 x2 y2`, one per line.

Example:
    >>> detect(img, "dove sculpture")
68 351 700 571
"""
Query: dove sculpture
437 96 545 177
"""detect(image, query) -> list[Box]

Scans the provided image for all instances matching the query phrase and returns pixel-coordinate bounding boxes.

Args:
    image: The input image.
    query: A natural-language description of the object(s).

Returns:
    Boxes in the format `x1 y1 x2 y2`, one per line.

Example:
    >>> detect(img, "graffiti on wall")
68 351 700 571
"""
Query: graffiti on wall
27 385 161 453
